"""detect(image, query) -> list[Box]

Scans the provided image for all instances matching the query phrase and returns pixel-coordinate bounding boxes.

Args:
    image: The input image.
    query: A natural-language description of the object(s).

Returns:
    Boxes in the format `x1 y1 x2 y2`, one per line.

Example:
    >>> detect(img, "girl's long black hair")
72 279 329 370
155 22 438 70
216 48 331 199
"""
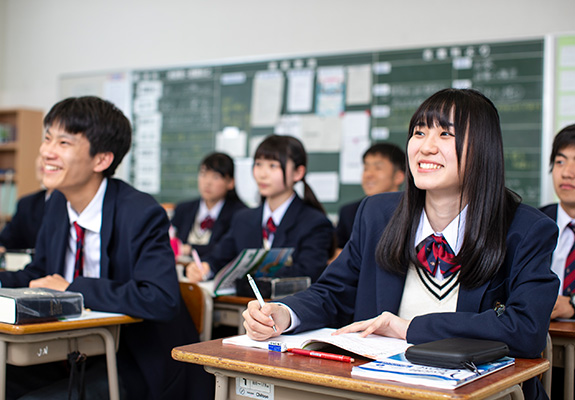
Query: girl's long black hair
376 88 519 288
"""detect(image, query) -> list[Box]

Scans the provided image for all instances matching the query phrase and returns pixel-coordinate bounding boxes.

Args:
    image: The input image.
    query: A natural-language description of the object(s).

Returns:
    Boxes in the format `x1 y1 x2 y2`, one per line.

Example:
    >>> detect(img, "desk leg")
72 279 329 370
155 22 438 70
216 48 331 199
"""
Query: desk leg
0 340 6 400
213 371 229 400
96 327 120 400
565 343 574 400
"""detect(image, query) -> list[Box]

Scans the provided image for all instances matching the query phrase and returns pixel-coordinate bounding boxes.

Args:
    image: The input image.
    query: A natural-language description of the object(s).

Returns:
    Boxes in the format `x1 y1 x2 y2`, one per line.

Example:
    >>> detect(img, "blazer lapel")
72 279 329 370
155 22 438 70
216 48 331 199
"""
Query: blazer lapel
376 267 406 315
457 281 489 312
99 180 116 278
49 193 70 275
272 196 302 247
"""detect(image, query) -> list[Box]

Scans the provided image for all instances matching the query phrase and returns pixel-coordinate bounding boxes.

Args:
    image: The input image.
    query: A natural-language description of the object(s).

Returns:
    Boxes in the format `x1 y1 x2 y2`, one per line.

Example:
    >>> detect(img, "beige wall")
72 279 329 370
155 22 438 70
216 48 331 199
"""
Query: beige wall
0 0 7 97
1 0 574 111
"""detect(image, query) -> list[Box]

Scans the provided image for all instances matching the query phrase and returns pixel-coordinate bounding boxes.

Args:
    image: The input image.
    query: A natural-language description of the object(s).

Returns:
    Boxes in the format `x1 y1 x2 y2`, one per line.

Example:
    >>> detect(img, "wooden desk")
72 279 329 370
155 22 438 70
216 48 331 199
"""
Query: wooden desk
549 320 575 400
172 339 549 400
0 313 141 400
213 295 256 335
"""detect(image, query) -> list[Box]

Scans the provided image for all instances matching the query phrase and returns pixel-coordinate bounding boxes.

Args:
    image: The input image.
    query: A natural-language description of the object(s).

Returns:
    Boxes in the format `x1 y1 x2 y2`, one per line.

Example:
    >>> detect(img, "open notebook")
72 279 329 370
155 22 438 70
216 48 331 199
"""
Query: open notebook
222 327 412 360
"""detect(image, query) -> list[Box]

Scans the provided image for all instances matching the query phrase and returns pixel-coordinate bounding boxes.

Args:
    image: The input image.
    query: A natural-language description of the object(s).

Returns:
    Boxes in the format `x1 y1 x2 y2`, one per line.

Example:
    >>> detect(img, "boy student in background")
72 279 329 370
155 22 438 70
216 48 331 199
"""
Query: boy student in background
540 124 575 320
186 134 334 283
243 89 559 400
0 156 52 253
0 97 210 400
171 152 246 259
334 143 405 260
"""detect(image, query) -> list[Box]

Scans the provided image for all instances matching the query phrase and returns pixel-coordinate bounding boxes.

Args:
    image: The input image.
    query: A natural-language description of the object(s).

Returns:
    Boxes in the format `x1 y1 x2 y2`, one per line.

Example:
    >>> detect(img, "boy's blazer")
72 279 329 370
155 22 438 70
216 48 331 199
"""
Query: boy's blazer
207 195 334 282
539 203 558 221
0 179 205 400
171 197 246 257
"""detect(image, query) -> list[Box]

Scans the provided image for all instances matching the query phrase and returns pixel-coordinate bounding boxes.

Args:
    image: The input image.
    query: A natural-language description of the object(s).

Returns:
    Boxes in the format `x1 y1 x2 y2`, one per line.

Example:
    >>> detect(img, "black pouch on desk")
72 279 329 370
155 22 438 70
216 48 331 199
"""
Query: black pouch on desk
405 338 509 369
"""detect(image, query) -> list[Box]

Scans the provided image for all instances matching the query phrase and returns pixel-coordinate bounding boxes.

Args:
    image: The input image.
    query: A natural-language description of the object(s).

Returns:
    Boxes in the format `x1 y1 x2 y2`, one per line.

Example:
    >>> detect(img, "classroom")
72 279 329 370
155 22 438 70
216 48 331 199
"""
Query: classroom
0 1 575 400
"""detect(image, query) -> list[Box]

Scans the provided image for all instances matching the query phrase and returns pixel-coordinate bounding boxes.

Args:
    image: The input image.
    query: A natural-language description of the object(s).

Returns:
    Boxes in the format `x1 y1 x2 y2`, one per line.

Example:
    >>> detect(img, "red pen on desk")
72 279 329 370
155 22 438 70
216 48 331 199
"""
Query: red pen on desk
287 348 355 363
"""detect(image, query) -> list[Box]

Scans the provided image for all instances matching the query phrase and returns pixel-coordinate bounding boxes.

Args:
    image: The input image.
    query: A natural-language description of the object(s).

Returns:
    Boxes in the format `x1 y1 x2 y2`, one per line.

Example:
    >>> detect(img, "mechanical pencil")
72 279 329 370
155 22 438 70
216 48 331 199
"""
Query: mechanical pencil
191 248 205 278
247 273 277 332
287 348 354 363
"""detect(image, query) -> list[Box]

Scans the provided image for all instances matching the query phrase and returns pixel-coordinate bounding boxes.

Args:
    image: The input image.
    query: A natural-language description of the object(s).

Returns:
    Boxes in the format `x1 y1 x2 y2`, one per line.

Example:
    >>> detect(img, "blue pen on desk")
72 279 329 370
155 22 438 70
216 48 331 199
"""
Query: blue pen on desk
247 273 277 332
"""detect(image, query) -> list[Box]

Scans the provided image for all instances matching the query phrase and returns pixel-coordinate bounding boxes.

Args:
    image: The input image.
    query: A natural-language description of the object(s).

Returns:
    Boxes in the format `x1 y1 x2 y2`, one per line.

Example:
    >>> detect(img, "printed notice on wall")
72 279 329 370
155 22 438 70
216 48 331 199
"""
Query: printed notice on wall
346 64 372 105
287 69 314 113
316 66 345 116
251 71 285 127
340 111 371 184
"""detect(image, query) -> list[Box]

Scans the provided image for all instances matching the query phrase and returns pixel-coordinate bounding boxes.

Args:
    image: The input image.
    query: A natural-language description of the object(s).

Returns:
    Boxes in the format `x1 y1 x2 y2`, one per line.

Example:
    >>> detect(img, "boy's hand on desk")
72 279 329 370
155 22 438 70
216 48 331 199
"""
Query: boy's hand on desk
243 301 290 340
334 311 409 340
29 274 70 291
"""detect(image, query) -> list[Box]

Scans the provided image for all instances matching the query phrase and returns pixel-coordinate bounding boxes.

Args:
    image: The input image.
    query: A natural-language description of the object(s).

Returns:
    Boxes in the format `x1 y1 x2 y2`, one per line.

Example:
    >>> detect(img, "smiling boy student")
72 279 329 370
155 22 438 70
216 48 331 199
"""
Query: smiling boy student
540 124 575 320
0 97 209 400
334 143 405 259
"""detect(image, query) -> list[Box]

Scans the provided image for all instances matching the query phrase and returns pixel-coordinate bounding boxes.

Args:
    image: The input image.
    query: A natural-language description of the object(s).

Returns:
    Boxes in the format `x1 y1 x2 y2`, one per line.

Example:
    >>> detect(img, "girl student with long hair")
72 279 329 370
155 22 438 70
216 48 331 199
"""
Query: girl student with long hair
172 152 246 261
243 89 559 400
186 134 334 283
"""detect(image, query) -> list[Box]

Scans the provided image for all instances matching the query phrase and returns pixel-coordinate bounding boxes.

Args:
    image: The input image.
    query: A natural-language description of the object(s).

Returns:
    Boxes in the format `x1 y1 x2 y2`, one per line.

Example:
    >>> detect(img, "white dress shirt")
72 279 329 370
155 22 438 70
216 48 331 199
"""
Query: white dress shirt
64 179 107 282
550 204 575 294
262 193 295 248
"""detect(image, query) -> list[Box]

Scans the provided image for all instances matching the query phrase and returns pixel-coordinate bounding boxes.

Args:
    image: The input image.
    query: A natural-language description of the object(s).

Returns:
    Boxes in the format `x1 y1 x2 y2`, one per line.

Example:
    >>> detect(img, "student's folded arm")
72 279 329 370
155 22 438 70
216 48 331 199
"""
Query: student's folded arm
407 212 559 359
69 203 180 322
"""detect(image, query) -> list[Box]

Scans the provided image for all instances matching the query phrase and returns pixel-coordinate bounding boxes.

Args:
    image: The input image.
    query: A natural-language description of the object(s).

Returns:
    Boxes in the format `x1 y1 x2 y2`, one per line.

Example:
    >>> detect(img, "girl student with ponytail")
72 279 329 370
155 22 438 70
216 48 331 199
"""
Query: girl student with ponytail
185 134 334 283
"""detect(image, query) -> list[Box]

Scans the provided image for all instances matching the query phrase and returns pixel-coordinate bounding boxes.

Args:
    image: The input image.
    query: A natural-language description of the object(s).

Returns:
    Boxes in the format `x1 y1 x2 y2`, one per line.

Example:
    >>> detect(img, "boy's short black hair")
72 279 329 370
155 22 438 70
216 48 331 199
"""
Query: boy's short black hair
43 96 132 177
363 143 406 173
550 124 575 171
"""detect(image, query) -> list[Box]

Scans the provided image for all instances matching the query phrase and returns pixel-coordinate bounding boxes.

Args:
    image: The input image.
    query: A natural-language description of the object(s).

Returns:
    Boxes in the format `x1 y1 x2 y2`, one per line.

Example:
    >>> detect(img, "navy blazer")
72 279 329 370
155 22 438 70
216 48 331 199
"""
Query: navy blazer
539 203 558 221
206 195 334 282
171 197 246 258
335 199 361 248
0 189 48 250
283 192 559 356
0 179 205 400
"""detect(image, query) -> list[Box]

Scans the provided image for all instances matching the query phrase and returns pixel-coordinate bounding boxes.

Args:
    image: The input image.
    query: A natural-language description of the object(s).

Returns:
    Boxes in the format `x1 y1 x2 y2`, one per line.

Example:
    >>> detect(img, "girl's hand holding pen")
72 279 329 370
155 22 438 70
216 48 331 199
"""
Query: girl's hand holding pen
243 301 291 340
184 260 211 283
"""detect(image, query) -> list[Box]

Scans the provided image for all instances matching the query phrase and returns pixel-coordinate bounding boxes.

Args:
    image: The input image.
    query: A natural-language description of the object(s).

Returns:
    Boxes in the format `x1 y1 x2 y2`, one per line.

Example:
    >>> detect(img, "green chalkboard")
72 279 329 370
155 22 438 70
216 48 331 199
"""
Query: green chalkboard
130 39 544 213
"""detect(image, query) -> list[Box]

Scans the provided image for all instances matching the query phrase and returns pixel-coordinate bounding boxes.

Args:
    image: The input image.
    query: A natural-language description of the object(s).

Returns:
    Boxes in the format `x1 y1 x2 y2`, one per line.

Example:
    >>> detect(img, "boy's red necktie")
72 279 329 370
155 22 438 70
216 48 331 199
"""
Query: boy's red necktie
563 222 575 296
73 222 85 279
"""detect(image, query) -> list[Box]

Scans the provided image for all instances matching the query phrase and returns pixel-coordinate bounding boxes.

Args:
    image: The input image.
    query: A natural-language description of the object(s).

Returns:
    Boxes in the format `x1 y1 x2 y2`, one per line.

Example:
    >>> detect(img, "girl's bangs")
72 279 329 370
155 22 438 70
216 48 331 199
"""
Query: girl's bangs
412 100 455 130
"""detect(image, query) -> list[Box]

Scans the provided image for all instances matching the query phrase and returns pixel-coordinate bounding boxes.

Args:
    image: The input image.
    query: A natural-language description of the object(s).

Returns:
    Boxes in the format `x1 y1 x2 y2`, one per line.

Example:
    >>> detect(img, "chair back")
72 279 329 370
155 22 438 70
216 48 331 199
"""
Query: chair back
179 282 212 341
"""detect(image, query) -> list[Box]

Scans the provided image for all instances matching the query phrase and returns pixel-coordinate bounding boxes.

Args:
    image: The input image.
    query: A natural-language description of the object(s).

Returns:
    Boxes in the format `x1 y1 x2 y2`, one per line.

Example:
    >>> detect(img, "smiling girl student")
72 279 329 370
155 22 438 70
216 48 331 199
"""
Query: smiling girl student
185 134 334 283
243 89 559 400
171 152 246 259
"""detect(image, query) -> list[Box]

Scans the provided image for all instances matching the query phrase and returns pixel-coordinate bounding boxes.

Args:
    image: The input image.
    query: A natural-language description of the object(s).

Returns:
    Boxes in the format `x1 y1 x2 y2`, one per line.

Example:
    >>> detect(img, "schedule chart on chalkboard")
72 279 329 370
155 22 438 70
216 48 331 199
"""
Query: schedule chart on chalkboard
130 39 544 212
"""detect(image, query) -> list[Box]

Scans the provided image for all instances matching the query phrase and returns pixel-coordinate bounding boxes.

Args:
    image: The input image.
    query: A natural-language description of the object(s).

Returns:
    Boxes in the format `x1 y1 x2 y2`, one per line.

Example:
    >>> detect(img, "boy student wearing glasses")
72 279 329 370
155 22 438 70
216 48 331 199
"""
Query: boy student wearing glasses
0 97 210 400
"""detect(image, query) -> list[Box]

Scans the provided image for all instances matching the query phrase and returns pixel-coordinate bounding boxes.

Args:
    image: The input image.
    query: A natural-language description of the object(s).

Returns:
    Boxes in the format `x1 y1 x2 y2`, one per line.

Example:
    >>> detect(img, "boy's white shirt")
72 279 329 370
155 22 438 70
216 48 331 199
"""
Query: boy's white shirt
550 204 575 294
64 178 107 282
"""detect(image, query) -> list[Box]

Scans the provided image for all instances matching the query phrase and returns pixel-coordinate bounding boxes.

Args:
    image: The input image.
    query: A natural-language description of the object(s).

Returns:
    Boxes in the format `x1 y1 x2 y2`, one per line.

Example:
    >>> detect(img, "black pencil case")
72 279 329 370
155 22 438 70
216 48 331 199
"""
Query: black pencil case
405 338 509 369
